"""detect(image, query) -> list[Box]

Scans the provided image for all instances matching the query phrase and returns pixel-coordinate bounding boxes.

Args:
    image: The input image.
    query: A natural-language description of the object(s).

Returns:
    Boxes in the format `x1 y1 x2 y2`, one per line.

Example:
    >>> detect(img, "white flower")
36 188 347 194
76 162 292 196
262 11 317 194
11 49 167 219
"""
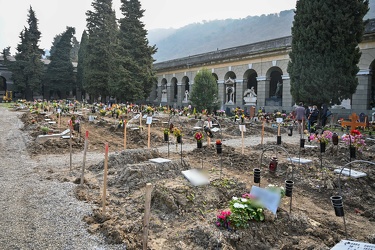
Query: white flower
241 198 248 202
232 197 238 200
268 184 275 187
233 203 246 209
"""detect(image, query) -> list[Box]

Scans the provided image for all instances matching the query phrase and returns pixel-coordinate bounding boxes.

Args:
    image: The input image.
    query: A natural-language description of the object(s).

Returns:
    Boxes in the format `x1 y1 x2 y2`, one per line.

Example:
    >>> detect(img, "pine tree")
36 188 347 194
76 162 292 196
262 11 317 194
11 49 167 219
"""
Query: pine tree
84 0 118 102
44 27 76 99
9 6 45 100
113 0 157 102
287 0 369 106
190 69 219 113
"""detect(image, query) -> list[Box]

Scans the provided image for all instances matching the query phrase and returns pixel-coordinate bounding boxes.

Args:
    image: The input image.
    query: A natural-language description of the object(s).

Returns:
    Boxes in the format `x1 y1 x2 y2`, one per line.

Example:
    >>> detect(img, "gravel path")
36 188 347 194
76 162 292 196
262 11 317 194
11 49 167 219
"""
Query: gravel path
0 107 126 250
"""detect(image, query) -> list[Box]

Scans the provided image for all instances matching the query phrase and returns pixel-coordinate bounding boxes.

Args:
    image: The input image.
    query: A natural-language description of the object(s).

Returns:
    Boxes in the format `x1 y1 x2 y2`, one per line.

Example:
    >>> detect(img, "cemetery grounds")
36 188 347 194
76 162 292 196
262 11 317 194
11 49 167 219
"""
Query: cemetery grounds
6 105 375 249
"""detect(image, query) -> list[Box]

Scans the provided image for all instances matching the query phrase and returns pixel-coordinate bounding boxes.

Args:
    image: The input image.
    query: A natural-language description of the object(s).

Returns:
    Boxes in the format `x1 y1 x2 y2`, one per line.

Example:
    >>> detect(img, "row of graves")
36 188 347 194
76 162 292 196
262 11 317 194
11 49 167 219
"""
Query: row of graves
9 100 375 249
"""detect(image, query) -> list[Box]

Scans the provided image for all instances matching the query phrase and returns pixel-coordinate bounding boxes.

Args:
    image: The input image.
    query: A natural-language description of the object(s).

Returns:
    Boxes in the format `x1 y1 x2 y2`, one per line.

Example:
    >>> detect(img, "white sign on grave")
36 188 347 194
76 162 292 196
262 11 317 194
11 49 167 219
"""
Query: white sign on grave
182 169 210 186
146 116 153 125
250 185 281 214
276 118 283 123
149 158 171 163
142 114 148 119
334 168 367 178
331 240 375 250
57 108 61 114
133 114 140 120
239 125 246 132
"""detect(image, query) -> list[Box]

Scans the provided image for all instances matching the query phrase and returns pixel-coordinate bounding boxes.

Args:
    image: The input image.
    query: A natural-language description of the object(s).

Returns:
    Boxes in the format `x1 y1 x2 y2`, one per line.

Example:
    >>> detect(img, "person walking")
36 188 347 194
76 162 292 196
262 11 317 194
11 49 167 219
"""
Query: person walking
295 102 306 134
308 105 319 132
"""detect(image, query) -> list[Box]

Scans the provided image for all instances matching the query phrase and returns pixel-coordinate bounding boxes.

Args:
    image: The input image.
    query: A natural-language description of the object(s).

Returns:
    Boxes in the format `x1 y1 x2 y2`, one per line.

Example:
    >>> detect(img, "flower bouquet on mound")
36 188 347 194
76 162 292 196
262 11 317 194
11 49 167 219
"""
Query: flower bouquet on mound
341 129 366 152
309 130 333 145
194 131 204 148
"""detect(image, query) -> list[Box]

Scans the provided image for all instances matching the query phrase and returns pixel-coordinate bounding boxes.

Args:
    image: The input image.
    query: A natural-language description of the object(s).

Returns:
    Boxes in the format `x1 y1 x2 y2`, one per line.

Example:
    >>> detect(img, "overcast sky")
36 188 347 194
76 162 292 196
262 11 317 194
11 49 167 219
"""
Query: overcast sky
0 0 297 54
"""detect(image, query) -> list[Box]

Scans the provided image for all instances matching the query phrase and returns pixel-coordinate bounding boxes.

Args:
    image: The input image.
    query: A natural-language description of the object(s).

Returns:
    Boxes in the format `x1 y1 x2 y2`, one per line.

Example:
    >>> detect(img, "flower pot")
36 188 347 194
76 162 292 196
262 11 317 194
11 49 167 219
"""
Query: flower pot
216 144 222 154
74 123 80 132
300 138 305 148
320 142 326 153
332 132 339 145
330 196 345 217
288 126 293 136
253 168 261 183
285 180 294 197
197 141 202 148
277 135 281 145
177 136 182 143
164 134 169 142
350 146 356 159
269 157 278 173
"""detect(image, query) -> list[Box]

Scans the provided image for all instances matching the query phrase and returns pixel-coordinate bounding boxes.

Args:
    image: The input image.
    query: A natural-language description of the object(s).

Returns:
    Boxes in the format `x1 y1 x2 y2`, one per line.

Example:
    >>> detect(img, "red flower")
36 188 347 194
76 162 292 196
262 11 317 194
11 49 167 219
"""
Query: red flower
350 129 361 136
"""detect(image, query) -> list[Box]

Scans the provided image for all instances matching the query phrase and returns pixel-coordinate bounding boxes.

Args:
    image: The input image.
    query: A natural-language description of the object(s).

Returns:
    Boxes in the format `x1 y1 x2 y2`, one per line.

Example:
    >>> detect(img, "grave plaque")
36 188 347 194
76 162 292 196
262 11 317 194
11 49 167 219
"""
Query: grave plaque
334 168 367 178
331 240 375 250
182 169 210 186
239 125 246 132
149 158 171 164
250 186 281 214
288 157 313 164
146 117 153 125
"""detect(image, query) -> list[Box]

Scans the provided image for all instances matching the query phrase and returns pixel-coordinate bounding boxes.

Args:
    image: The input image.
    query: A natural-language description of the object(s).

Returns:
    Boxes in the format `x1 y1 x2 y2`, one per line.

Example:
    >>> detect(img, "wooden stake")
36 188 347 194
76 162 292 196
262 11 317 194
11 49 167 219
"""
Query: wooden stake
241 128 244 154
207 118 211 146
139 112 142 127
102 142 109 215
123 120 127 150
81 131 89 185
147 123 151 148
143 183 153 250
69 126 73 171
278 124 281 136
261 120 265 145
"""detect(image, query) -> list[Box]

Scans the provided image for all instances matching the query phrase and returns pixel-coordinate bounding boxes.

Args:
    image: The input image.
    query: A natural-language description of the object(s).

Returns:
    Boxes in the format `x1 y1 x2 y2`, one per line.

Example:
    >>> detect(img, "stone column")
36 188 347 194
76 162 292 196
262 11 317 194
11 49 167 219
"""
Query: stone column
281 76 292 109
217 80 225 110
353 72 371 110
177 82 183 107
257 76 266 108
235 79 244 108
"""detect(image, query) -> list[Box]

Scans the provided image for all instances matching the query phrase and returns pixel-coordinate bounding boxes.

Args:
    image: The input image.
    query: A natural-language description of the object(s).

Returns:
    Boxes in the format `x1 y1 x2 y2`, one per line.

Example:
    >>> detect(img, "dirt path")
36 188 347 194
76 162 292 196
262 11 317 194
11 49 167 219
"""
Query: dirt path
0 107 125 249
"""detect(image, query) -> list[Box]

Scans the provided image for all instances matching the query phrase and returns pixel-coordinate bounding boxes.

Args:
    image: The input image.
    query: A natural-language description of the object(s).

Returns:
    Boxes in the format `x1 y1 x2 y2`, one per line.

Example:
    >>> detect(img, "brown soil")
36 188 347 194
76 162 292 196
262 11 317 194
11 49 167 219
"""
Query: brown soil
21 110 375 249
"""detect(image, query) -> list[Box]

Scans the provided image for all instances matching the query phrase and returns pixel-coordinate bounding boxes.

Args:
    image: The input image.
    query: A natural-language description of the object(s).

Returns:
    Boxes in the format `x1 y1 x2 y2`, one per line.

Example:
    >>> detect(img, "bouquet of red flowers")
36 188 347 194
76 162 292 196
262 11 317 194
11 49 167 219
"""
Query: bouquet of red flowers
194 131 204 142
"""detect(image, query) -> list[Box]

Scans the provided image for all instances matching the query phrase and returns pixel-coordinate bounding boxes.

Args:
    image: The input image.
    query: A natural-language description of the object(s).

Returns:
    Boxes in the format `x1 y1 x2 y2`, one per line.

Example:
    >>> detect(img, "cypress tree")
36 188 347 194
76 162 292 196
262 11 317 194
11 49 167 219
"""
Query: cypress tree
287 0 369 106
10 6 44 100
113 0 157 102
76 30 89 101
84 0 118 102
44 27 75 99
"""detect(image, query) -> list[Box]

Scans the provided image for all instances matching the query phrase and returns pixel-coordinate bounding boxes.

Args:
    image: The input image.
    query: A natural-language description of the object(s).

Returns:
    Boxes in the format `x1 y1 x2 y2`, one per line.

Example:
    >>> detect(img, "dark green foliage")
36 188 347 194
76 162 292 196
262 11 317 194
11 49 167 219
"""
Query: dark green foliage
84 0 118 101
8 6 44 100
76 30 88 98
111 0 157 102
44 27 75 99
190 69 219 113
287 0 369 106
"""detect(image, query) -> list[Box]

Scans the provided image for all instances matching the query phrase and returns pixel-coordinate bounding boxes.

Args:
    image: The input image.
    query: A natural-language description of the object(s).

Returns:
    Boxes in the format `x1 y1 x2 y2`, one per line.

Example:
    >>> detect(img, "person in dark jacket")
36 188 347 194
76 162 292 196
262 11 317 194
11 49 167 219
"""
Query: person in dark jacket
321 104 328 127
308 105 319 132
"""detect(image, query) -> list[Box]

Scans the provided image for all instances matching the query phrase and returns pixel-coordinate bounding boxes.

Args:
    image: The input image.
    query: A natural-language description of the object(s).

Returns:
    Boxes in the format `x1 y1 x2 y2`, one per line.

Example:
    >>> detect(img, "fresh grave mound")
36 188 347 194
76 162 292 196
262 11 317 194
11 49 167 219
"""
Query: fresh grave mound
28 138 84 155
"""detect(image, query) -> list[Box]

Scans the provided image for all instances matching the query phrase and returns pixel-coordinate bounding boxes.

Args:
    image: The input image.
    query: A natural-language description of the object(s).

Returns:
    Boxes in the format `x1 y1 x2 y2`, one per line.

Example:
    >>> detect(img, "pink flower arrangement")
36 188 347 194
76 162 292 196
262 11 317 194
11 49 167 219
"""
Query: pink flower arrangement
309 130 333 144
341 129 366 151
216 210 231 228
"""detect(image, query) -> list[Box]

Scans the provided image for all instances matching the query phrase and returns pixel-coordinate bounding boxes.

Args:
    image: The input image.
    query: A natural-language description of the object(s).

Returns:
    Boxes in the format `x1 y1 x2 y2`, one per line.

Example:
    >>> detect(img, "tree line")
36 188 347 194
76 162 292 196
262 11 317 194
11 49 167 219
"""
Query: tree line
2 0 156 103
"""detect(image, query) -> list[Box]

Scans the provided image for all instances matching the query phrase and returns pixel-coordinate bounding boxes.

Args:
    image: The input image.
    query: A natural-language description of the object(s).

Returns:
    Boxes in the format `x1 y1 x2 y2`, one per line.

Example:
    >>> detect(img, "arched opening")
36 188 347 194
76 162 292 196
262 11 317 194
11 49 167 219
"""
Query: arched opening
171 77 178 101
0 76 6 92
267 68 283 98
161 78 168 103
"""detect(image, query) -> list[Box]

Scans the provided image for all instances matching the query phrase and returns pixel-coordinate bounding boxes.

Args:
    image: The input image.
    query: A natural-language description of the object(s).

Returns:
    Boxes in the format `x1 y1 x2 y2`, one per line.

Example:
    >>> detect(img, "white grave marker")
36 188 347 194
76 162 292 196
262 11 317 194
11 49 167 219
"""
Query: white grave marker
146 117 153 125
250 186 281 214
334 168 367 178
331 240 375 250
239 125 246 132
182 169 210 186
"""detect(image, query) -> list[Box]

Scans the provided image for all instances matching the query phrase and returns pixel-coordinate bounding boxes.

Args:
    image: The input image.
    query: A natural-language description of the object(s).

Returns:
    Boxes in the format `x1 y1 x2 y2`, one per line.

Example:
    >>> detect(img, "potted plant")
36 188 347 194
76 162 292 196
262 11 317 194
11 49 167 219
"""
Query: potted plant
163 128 170 142
173 127 182 143
309 130 333 152
194 131 204 148
40 126 49 135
